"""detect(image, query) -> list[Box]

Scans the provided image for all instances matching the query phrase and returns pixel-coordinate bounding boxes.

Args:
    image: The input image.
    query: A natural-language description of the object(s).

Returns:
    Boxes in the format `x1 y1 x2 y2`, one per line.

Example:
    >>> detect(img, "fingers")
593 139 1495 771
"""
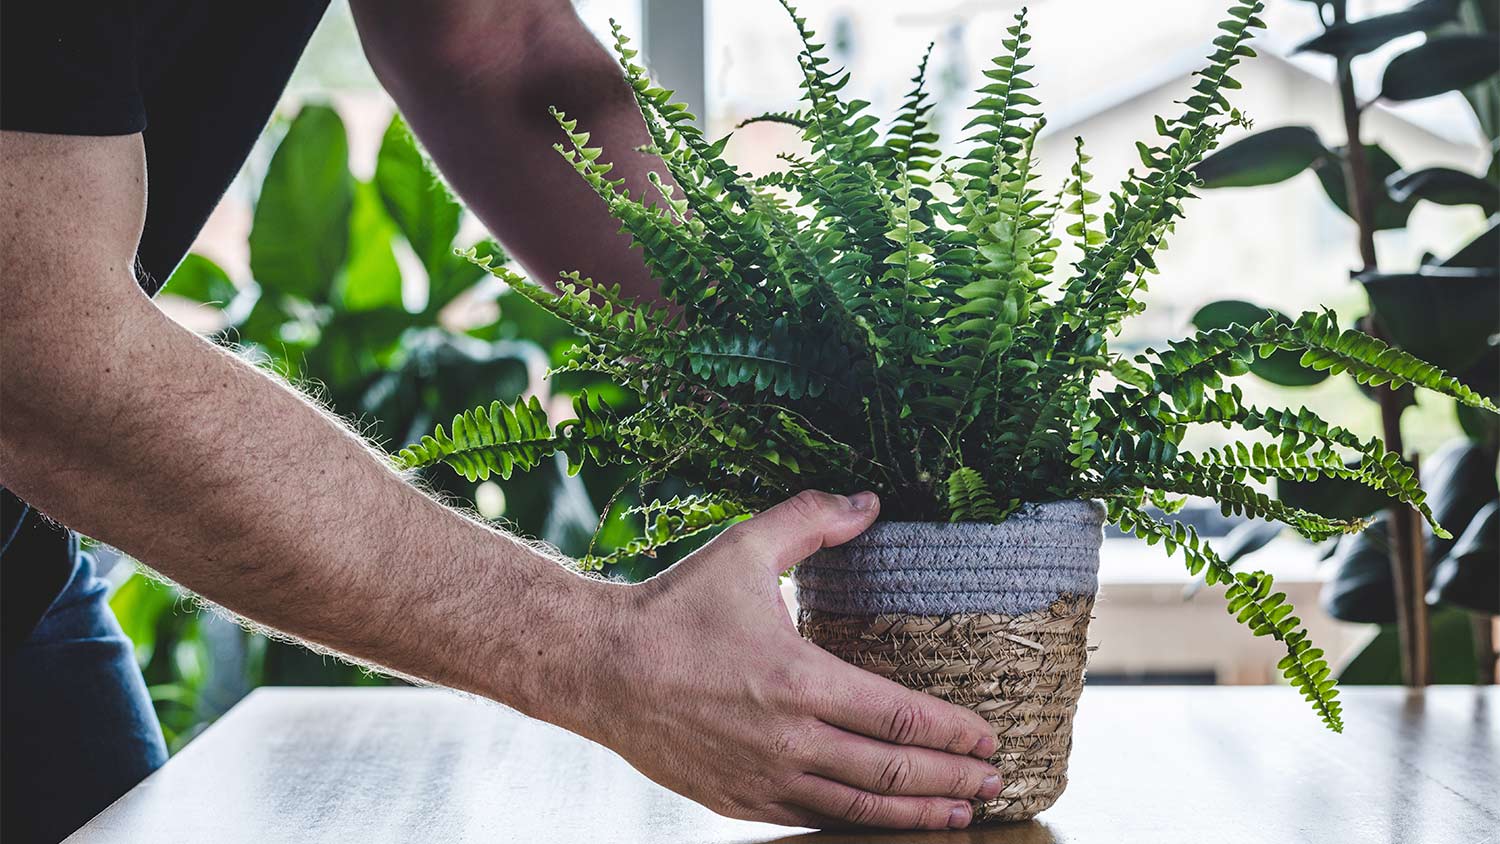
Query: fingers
785 773 974 830
809 649 997 758
807 728 1002 801
719 489 880 574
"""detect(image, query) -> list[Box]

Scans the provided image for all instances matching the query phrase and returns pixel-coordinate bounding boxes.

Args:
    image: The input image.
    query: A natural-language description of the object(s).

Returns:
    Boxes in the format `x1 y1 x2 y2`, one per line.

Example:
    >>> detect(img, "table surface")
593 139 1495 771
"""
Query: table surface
68 685 1498 844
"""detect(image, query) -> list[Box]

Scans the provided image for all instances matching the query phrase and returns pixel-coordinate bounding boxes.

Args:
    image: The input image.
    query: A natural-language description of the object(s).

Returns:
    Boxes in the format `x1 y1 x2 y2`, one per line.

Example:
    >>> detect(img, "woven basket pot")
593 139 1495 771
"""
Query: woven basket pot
794 500 1104 822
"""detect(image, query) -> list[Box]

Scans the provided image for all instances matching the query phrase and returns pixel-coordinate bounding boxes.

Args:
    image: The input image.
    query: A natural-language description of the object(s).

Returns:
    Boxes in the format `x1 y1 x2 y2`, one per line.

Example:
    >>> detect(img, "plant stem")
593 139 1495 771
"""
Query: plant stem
1332 14 1429 687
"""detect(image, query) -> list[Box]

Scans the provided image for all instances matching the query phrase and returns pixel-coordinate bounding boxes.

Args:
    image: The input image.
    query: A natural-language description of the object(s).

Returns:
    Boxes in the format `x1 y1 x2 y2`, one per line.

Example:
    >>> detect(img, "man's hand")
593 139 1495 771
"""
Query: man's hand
566 491 1001 830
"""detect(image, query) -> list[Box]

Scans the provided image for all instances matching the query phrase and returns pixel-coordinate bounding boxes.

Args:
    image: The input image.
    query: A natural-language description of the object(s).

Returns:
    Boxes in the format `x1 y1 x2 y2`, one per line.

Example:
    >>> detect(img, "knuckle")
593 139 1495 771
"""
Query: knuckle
768 722 814 763
886 702 930 745
911 799 942 829
787 489 828 520
950 762 976 797
842 790 884 826
876 754 916 794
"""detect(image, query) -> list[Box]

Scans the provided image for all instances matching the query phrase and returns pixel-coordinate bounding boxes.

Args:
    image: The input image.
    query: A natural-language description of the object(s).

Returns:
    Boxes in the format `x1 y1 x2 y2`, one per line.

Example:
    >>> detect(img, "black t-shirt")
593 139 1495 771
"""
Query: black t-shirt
1 0 331 652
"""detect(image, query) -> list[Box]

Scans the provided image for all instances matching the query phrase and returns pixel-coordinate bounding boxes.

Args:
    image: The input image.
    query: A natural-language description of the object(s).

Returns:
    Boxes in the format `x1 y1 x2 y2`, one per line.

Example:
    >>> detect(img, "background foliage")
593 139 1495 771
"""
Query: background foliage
1192 0 1498 684
110 107 647 748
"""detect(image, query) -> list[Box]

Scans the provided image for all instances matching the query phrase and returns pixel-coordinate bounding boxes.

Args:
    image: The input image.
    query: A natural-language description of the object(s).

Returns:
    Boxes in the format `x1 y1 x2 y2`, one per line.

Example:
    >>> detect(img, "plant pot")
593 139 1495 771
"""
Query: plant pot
794 500 1104 822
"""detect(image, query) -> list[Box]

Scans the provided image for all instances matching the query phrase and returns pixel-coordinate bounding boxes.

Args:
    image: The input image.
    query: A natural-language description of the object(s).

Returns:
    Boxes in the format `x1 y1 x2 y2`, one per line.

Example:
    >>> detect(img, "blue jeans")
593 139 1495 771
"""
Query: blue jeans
2 549 167 843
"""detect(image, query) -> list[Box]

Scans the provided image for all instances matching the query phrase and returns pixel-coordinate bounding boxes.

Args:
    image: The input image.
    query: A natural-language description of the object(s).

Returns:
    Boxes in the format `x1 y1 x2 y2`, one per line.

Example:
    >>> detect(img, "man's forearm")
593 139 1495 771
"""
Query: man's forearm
353 0 671 304
0 285 608 719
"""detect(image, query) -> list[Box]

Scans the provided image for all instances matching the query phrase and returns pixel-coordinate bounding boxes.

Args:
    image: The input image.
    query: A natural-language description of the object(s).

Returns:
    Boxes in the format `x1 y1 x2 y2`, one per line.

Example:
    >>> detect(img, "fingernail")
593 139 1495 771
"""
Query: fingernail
977 773 1002 799
948 805 971 829
849 491 878 511
972 735 996 758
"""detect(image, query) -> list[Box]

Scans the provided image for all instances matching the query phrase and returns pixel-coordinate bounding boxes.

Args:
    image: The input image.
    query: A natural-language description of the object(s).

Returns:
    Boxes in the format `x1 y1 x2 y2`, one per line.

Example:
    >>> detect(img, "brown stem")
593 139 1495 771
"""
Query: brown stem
1474 614 1497 685
1333 9 1428 687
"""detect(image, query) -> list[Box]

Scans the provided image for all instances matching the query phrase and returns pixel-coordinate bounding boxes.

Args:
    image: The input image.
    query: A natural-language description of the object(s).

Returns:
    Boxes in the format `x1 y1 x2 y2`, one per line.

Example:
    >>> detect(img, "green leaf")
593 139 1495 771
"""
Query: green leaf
1438 220 1498 268
1419 439 1499 564
1312 145 1415 231
1385 167 1499 212
339 181 404 312
1294 0 1458 57
1379 34 1500 102
249 105 353 301
1339 606 1479 683
1359 268 1500 372
375 115 463 284
1427 499 1498 614
1321 513 1398 624
1191 300 1328 386
1279 470 1394 522
1193 126 1328 188
161 254 236 306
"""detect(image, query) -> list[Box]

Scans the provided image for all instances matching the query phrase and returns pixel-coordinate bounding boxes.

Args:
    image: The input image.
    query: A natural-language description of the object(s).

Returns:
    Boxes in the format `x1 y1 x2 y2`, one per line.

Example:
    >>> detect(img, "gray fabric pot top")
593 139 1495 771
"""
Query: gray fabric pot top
794 500 1105 616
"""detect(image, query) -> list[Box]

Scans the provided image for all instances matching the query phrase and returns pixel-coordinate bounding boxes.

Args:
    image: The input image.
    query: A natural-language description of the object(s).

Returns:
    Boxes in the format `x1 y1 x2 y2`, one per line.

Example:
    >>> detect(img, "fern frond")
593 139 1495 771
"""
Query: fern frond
581 494 750 570
1106 502 1344 732
393 393 622 481
947 466 1011 522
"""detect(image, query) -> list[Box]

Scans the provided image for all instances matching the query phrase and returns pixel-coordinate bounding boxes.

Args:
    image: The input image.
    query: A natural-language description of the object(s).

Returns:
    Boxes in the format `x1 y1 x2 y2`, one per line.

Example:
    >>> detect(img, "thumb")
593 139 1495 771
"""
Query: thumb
729 489 880 574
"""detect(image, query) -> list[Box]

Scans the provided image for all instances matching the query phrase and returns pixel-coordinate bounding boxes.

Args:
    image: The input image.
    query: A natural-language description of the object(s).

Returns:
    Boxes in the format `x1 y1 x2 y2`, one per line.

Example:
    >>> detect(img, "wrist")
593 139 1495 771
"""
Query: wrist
485 567 636 737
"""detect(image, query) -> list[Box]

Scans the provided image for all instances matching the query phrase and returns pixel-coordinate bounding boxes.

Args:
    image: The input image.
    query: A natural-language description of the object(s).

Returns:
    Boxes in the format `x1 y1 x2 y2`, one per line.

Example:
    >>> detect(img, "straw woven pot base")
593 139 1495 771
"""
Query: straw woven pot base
798 594 1094 822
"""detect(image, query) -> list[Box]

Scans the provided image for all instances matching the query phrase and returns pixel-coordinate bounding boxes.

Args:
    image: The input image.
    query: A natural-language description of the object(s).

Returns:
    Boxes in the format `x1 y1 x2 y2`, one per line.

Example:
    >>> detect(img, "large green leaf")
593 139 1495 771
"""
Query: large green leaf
1193 126 1328 188
340 181 404 312
1379 34 1500 101
1448 0 1500 137
162 254 236 306
1418 439 1499 562
1456 342 1499 440
1338 606 1479 683
1427 499 1499 613
1321 513 1397 623
1438 218 1498 268
249 106 353 302
1385 166 1499 213
1279 468 1394 522
1313 145 1416 231
375 116 462 288
1191 300 1329 386
1295 0 1459 57
1359 268 1499 372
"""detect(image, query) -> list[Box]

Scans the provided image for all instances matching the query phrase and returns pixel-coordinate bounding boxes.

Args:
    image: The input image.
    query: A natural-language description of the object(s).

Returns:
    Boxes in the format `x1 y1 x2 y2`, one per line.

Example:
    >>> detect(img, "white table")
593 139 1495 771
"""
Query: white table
68 686 1499 843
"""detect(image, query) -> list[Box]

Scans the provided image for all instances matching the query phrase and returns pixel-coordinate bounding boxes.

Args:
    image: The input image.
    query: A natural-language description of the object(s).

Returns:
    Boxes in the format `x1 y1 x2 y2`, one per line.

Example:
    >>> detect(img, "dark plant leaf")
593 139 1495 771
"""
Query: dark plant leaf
1456 343 1500 440
1280 467 1395 522
248 105 353 302
1295 0 1459 57
1193 126 1329 188
1338 606 1479 683
1438 218 1499 268
1385 166 1500 212
161 254 236 306
1380 34 1500 101
1191 300 1329 386
1322 513 1398 623
1427 499 1499 613
1314 145 1416 230
1418 439 1499 563
1359 267 1500 372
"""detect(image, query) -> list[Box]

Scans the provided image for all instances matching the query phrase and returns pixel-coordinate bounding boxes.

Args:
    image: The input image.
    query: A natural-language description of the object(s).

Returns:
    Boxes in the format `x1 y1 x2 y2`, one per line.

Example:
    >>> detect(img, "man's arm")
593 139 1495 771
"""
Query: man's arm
0 132 1001 830
351 0 668 303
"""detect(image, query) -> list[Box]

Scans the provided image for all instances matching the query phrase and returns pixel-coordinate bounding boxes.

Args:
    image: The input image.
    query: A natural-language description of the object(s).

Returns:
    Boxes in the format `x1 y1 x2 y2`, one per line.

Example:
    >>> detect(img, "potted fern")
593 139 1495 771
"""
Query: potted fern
395 0 1497 822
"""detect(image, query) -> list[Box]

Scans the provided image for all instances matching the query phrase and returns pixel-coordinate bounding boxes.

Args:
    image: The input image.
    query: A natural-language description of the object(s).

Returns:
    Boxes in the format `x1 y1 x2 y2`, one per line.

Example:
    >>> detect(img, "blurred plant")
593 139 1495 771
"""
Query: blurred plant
111 104 637 749
1192 0 1499 684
